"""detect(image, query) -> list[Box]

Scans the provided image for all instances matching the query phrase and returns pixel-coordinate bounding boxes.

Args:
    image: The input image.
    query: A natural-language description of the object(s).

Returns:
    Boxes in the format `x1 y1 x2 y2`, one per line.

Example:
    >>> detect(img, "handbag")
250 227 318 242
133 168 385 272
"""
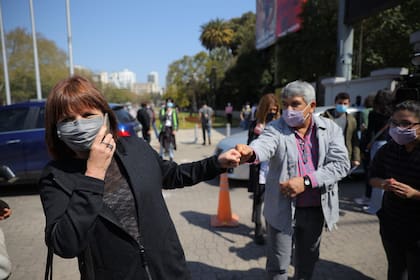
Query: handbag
44 246 53 280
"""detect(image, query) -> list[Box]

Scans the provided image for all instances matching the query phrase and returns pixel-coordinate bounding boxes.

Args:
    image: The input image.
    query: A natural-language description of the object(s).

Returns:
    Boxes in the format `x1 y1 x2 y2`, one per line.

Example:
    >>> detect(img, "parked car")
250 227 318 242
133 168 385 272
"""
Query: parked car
0 100 141 185
215 106 364 181
109 103 142 137
214 130 250 180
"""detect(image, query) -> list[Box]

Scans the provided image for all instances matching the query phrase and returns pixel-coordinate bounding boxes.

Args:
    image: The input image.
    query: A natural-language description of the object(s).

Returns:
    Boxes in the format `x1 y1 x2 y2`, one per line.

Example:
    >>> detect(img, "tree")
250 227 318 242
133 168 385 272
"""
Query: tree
353 0 420 77
274 0 338 84
166 52 211 111
200 19 234 54
102 84 137 104
0 28 68 102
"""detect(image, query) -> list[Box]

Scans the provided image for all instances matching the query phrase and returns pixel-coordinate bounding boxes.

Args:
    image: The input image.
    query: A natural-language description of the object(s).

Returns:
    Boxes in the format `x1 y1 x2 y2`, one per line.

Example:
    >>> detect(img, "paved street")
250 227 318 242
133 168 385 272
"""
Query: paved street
0 127 386 279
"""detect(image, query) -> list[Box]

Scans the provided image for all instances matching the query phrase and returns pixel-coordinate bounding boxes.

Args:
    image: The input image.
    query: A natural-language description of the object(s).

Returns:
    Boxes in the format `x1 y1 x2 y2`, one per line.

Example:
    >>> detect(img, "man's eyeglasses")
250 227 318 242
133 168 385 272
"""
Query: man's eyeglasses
389 119 420 129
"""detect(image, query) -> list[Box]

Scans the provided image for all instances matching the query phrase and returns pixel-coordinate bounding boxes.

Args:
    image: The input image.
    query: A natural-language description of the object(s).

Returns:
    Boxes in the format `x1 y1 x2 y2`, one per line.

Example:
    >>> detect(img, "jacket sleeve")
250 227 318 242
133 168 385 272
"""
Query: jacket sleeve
39 170 104 258
158 155 225 189
249 124 281 162
313 122 350 187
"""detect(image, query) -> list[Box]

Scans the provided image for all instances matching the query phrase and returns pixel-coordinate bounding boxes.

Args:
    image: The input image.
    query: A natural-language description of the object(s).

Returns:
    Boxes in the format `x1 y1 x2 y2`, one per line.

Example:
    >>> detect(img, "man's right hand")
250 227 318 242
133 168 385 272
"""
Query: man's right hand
235 144 254 164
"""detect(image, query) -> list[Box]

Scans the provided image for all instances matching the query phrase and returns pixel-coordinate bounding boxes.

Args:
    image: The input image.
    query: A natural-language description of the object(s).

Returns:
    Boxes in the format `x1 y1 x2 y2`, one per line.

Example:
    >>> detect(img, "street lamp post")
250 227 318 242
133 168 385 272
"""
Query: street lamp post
65 0 74 76
29 0 42 100
0 1 11 105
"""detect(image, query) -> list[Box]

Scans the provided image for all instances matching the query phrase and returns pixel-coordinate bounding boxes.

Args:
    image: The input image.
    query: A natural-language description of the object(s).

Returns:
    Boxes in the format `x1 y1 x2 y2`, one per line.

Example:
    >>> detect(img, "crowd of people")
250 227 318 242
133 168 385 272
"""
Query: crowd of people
0 74 414 280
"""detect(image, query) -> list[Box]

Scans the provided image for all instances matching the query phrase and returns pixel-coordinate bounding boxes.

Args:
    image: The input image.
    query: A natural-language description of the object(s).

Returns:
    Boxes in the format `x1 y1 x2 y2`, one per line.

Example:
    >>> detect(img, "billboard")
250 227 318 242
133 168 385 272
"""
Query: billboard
256 0 277 50
276 0 305 38
255 0 306 50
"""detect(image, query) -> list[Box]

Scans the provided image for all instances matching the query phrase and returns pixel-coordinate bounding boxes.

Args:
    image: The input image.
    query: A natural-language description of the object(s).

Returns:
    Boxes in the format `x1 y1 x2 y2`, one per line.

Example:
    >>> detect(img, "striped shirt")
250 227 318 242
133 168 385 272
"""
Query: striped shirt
294 121 321 207
369 141 420 234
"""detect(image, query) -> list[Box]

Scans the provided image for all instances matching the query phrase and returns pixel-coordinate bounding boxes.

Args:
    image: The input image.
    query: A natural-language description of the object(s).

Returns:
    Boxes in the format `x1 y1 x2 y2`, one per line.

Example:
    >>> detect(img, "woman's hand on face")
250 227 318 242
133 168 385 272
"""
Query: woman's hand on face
85 125 115 180
218 149 241 169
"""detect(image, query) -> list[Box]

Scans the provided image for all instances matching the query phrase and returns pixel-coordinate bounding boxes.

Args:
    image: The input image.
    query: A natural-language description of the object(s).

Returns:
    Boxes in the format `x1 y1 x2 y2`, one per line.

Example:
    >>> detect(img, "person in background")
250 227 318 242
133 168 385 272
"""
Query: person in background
356 89 393 213
322 92 360 170
159 101 178 161
147 103 159 139
124 102 137 119
369 100 420 279
355 95 375 206
251 102 258 122
0 200 11 280
39 75 242 280
225 102 233 125
360 95 374 132
136 102 151 143
240 102 252 130
198 103 214 146
247 93 280 245
236 80 349 280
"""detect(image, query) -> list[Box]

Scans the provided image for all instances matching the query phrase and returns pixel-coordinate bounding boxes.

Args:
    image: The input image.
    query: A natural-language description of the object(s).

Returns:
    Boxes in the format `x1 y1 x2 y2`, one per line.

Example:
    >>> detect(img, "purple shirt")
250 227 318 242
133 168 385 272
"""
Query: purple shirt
294 121 321 207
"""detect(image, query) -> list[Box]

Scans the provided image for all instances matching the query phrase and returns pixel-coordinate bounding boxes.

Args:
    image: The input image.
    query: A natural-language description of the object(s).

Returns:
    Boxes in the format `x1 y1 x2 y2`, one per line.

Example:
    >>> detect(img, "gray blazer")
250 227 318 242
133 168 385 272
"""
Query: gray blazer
250 115 350 234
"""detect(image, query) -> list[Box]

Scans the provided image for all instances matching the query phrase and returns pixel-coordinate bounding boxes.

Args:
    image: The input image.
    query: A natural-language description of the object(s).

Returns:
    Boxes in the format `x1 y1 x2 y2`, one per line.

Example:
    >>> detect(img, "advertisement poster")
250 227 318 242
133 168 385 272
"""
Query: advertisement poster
276 0 305 38
256 0 277 50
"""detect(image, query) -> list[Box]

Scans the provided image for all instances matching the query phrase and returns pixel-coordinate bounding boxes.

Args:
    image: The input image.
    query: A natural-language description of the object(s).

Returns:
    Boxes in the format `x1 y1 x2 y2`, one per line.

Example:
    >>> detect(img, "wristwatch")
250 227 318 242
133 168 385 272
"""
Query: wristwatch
303 175 312 189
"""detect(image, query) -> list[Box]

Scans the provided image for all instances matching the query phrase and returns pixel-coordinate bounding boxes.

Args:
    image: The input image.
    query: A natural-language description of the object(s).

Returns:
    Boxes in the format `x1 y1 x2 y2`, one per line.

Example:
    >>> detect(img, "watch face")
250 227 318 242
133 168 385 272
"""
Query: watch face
304 178 310 186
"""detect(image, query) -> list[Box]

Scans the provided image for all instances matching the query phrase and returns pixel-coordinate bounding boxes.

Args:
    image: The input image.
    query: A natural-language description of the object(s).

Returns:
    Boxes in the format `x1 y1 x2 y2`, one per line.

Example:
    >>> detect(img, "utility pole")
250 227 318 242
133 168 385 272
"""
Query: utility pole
29 0 42 100
336 0 354 80
65 0 74 76
0 0 11 104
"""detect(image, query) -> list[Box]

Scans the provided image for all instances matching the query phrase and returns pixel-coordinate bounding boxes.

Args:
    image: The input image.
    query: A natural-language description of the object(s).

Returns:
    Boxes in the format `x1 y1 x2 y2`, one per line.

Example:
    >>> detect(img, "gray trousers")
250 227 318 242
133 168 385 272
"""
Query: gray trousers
266 207 325 280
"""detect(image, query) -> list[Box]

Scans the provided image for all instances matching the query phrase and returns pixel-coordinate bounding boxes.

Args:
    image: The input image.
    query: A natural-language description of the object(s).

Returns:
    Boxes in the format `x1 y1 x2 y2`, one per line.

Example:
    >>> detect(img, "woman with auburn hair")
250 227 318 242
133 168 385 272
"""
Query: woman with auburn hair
39 75 242 280
247 93 280 245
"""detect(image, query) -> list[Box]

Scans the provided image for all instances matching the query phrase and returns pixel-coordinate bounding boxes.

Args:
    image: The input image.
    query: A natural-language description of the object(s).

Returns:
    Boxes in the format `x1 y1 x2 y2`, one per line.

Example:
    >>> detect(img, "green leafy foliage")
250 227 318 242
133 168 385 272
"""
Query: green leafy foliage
0 28 68 102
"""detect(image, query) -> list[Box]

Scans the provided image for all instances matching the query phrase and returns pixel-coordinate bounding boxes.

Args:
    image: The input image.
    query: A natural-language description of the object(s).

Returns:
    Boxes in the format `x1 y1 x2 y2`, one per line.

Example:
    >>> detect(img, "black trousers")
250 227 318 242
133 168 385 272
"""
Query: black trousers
380 220 420 280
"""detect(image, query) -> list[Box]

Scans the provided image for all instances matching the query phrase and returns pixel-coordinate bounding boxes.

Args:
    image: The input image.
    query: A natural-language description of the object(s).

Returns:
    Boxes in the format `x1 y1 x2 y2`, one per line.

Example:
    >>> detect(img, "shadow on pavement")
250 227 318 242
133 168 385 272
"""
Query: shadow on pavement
187 259 373 280
228 240 265 261
181 210 266 262
181 210 254 243
0 183 39 196
187 261 265 280
312 259 375 280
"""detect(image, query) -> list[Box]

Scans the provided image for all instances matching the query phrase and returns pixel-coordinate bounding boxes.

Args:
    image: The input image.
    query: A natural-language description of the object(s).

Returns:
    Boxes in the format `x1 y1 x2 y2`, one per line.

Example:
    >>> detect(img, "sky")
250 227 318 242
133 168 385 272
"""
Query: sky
2 0 255 87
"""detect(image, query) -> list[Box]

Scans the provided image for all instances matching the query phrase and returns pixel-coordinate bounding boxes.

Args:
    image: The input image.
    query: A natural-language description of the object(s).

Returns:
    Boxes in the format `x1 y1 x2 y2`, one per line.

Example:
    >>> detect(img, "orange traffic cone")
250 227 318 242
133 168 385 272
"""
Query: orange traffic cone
210 172 239 227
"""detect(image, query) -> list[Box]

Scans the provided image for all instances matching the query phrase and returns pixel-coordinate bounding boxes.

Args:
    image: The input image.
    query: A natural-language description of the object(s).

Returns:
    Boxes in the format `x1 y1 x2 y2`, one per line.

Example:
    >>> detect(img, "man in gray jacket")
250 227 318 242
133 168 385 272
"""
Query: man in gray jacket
236 80 350 280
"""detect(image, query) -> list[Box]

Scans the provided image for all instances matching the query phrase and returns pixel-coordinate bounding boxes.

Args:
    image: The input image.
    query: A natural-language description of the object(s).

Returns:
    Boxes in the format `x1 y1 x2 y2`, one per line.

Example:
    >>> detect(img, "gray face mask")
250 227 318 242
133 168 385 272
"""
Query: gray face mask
57 116 103 152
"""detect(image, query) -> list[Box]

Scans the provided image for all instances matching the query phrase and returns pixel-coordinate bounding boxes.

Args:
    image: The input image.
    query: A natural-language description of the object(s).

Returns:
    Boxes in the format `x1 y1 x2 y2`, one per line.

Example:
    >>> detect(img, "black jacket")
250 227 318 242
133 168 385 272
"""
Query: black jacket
39 136 224 280
137 108 151 132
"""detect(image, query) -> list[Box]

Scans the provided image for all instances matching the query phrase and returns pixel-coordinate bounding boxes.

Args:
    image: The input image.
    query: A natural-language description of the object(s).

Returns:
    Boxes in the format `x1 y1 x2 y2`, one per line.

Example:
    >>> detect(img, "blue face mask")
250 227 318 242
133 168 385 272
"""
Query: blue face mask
335 104 348 113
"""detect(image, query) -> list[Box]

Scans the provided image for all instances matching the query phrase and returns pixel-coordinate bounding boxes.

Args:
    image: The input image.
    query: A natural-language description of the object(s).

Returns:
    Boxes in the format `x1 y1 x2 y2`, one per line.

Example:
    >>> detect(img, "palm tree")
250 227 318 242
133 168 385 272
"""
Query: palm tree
200 19 234 53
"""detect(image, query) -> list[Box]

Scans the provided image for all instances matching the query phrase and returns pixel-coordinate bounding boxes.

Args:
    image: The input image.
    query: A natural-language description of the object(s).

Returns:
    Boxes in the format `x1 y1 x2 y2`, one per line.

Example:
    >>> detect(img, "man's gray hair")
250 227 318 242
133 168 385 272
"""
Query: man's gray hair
282 80 316 104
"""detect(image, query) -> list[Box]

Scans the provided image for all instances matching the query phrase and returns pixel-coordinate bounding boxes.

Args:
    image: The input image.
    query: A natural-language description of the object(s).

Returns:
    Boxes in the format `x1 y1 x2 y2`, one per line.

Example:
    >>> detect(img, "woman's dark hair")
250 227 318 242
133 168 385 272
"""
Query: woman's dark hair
393 100 420 119
373 89 393 117
45 75 119 160
363 95 374 108
335 92 350 102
